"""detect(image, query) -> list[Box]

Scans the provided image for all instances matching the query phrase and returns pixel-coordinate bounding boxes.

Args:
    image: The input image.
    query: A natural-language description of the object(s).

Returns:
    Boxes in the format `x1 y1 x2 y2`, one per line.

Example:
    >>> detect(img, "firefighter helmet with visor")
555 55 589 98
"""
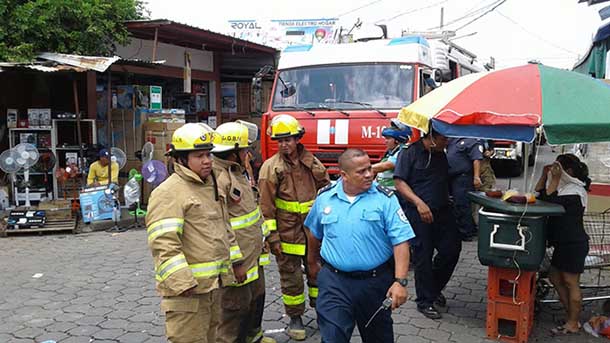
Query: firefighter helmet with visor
267 114 304 140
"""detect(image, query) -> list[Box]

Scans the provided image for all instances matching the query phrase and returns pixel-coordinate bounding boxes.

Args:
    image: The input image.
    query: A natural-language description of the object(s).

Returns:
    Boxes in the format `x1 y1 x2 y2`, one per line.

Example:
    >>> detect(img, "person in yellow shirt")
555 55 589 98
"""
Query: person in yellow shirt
87 149 119 186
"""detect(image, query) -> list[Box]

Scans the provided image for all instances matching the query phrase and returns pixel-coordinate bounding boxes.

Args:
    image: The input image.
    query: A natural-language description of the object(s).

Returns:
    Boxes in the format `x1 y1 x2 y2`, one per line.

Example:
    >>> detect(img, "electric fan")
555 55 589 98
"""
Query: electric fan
141 142 154 164
13 143 40 207
0 148 22 207
110 147 127 170
105 147 128 232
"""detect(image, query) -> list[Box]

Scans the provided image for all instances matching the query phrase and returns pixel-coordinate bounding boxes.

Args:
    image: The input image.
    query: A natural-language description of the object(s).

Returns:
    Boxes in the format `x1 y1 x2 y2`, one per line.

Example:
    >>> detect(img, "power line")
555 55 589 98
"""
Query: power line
376 0 451 24
495 11 580 55
428 0 501 30
454 0 507 31
337 0 384 18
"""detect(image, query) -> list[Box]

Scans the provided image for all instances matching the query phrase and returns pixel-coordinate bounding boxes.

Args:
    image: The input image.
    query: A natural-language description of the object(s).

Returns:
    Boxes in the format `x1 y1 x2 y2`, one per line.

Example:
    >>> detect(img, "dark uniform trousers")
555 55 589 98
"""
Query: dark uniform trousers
449 173 477 238
316 262 394 343
406 206 462 308
217 267 267 343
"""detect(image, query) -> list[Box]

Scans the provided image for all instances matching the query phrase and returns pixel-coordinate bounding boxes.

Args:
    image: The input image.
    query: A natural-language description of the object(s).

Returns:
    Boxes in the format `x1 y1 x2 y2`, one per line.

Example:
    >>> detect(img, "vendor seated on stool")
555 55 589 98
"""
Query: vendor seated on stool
87 148 119 187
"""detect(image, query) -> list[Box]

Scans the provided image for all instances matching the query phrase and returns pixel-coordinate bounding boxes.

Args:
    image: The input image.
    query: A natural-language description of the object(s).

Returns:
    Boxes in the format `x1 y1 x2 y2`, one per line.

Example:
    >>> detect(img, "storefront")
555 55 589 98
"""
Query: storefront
0 20 277 233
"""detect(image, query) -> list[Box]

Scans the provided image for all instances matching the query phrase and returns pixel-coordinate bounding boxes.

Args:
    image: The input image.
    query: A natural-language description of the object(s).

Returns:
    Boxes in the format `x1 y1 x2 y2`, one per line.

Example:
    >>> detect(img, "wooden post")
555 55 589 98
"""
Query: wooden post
107 71 112 186
152 27 159 61
72 77 85 185
86 71 97 120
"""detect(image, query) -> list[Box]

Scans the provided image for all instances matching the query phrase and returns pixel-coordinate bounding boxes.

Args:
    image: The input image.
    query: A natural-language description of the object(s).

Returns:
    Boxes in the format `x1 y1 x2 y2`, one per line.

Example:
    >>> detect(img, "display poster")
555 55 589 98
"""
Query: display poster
221 83 237 114
227 18 338 49
150 86 162 110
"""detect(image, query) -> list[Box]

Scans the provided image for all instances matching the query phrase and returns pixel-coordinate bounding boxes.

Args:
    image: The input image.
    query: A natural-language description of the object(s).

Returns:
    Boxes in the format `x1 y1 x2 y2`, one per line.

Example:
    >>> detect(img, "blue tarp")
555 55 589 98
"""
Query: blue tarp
594 21 610 43
431 120 537 143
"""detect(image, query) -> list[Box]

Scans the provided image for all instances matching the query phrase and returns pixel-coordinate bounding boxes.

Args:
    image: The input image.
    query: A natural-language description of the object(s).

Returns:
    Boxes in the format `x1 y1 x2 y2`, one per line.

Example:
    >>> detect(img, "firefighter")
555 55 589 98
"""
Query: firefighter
213 121 276 343
146 123 246 343
259 114 330 340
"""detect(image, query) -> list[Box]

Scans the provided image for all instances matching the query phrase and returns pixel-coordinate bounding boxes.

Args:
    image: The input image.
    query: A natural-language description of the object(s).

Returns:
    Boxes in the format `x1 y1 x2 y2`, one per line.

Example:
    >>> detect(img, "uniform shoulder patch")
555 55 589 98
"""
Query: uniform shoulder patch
376 184 394 197
317 183 334 195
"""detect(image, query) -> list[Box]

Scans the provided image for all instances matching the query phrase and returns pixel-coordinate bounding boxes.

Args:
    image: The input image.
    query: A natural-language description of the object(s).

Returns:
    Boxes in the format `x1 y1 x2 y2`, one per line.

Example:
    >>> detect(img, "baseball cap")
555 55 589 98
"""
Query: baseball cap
98 148 109 158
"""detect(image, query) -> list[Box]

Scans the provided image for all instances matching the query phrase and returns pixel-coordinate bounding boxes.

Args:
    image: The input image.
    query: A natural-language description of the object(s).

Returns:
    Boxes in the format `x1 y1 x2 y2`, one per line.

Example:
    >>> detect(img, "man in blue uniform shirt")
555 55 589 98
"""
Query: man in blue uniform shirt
304 148 415 343
446 138 484 241
394 128 462 320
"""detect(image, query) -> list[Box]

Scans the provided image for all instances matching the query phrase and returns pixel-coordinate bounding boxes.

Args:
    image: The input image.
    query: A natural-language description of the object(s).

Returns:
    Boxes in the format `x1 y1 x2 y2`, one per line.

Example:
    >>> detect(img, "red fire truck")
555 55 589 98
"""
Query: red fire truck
254 34 487 176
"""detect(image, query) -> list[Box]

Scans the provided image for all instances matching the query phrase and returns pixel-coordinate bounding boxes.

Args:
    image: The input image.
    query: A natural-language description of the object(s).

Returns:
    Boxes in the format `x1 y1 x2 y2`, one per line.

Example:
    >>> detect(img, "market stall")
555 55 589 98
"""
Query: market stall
398 63 610 343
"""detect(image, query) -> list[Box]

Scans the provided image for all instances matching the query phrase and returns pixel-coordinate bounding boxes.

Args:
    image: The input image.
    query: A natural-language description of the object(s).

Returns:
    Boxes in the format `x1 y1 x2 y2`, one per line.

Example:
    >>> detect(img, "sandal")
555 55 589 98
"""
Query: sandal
551 324 580 335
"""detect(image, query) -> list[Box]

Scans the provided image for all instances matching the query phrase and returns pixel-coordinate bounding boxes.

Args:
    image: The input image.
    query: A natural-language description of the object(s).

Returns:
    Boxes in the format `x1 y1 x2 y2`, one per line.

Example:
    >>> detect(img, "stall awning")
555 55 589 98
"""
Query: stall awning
125 19 278 55
0 53 164 73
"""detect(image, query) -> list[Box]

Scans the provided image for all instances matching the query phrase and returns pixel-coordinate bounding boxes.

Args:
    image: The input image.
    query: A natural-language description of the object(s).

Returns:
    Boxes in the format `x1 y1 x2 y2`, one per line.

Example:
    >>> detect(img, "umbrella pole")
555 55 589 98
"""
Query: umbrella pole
523 143 530 192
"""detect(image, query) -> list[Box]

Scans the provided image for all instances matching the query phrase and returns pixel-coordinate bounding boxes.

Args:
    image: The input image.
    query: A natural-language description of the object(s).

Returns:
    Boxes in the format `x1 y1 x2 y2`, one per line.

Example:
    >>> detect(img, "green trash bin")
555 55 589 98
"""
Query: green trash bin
467 192 565 271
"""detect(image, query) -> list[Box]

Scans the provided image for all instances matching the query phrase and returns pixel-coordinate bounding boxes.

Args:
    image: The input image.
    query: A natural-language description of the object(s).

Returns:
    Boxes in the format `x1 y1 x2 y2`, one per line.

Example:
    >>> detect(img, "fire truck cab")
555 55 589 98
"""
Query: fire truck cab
257 35 486 176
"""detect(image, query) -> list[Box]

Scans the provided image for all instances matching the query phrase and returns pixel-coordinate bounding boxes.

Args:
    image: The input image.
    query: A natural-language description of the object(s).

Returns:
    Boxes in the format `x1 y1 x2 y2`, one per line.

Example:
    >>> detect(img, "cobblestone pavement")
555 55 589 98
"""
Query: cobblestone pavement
0 229 606 342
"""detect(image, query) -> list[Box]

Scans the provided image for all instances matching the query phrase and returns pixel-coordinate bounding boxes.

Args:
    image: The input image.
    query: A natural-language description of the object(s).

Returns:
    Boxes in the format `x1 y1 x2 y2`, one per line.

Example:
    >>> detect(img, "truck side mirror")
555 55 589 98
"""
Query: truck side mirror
431 69 442 83
280 82 296 98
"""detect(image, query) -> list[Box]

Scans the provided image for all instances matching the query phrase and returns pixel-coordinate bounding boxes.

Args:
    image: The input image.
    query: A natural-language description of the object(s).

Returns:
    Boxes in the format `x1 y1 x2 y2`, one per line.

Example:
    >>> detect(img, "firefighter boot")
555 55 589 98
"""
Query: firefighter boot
287 316 306 341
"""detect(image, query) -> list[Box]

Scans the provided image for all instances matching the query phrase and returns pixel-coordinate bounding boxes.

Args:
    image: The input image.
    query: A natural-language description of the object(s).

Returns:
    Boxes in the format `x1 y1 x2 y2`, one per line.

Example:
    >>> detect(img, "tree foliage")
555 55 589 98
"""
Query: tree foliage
0 0 147 62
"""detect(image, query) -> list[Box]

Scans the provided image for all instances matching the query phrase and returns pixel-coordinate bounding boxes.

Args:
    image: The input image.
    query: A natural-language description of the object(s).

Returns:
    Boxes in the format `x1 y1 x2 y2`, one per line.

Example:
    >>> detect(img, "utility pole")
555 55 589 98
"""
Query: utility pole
440 7 444 30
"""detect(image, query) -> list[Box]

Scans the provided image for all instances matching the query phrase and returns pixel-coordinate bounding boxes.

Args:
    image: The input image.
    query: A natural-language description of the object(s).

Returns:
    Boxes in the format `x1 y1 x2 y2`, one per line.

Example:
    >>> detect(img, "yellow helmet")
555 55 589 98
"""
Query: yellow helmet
268 114 304 140
170 123 215 152
212 120 258 153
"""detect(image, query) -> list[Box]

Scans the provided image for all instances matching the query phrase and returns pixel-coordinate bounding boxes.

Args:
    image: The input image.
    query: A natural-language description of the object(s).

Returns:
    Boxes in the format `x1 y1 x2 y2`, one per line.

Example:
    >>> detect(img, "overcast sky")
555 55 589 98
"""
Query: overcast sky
144 0 607 69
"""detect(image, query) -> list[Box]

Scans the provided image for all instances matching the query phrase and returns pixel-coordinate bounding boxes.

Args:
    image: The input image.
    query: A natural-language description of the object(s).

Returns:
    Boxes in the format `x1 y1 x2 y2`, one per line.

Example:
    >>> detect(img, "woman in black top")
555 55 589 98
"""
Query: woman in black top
535 153 590 335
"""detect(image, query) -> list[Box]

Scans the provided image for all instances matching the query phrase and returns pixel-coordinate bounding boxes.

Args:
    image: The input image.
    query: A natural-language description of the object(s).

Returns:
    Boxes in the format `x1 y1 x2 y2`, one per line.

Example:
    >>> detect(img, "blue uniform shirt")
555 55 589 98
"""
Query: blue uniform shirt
446 138 483 176
394 140 451 210
304 181 415 272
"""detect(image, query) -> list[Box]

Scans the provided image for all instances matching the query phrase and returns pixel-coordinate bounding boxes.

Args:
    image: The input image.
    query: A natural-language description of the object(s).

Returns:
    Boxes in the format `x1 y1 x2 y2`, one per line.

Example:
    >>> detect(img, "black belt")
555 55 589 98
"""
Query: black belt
450 172 473 177
321 259 393 279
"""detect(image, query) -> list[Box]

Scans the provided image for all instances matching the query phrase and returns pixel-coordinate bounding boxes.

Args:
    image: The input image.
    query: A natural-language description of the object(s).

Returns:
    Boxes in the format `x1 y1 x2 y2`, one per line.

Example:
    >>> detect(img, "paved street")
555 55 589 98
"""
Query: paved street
0 227 606 343
0 144 607 343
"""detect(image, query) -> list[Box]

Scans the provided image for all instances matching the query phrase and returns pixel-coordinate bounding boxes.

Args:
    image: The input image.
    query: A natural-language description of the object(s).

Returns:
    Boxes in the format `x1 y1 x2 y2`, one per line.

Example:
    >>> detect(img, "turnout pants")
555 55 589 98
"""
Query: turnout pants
161 289 220 343
450 173 477 238
316 262 394 343
276 252 317 317
218 267 267 343
406 206 462 308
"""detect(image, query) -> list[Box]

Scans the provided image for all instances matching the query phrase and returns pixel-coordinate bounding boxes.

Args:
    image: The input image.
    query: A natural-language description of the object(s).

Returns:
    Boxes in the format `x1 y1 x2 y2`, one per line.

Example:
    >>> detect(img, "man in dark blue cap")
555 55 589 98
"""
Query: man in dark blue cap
87 148 119 186
394 128 461 320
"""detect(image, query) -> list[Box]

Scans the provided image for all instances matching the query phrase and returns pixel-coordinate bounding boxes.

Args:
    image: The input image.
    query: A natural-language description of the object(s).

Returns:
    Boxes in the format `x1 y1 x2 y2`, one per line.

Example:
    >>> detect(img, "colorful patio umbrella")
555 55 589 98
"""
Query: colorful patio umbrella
398 63 610 144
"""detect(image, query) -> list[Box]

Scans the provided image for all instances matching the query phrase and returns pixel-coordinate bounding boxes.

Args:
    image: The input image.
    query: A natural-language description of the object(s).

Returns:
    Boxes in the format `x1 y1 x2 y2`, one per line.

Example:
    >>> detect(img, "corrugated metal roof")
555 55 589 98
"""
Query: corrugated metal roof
0 53 164 73
125 19 278 55
38 53 120 72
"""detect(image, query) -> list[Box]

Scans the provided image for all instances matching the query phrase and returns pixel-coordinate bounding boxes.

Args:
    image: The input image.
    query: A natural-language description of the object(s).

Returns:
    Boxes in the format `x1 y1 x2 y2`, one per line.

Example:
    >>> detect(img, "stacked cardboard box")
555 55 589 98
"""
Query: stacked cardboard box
144 108 186 123
110 109 145 160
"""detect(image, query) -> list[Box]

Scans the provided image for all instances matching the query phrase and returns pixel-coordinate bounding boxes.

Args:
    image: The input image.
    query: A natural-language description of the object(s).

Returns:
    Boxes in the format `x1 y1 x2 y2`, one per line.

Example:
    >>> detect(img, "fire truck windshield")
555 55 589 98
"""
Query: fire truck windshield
272 63 414 110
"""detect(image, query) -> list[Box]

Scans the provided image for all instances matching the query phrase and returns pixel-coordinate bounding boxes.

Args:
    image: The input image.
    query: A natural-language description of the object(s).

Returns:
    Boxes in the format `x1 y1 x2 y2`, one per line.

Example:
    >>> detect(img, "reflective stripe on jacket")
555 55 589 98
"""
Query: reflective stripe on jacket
258 144 330 252
146 163 242 297
214 158 265 287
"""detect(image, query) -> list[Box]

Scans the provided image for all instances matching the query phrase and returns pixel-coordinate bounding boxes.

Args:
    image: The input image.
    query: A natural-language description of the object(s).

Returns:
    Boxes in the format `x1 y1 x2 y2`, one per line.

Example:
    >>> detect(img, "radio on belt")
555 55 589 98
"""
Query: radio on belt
7 210 46 229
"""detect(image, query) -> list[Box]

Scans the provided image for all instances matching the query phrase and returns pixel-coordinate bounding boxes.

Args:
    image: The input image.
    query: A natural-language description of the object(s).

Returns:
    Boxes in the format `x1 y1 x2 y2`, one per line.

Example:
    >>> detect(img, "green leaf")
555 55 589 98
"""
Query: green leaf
0 0 145 62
